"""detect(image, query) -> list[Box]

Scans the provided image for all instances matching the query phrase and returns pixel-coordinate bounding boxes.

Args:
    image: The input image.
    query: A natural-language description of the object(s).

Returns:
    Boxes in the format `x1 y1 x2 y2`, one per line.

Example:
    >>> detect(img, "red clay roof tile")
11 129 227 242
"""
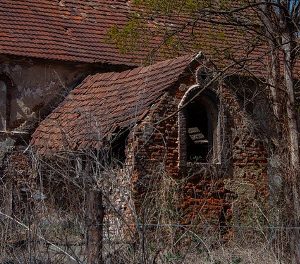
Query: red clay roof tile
2 0 295 76
31 54 194 154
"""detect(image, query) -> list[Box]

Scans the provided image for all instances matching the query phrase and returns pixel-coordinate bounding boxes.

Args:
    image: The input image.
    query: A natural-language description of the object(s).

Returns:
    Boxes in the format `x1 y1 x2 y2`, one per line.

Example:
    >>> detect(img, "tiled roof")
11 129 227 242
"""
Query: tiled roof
31 54 194 154
0 0 138 65
0 0 280 74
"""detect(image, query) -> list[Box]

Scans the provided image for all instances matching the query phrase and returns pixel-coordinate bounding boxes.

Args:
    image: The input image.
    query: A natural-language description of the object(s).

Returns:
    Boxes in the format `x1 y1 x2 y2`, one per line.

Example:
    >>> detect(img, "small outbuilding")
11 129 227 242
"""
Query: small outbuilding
30 53 271 233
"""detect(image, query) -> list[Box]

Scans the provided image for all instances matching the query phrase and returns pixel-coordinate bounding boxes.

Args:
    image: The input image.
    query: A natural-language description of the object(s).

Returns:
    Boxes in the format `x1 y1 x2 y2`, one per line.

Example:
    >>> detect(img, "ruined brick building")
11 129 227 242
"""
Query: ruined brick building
29 54 271 231
0 1 300 232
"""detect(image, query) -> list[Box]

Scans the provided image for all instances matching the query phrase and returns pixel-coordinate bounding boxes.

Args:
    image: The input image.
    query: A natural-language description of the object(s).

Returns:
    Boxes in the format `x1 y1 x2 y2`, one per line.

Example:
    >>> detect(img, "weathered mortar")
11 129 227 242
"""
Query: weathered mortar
220 84 269 237
129 76 269 236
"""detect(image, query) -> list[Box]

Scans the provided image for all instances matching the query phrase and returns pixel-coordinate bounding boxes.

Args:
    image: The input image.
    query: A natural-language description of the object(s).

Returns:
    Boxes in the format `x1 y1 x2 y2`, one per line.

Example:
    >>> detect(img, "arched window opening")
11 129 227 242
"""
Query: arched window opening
186 101 212 162
179 87 220 166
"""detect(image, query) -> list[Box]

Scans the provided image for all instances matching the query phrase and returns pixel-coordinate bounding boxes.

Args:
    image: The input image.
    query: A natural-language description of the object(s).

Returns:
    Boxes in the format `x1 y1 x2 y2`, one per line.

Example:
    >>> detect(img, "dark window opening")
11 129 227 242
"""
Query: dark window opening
199 70 208 81
83 128 129 174
179 88 219 166
110 128 129 165
0 75 13 131
0 80 8 131
186 101 213 162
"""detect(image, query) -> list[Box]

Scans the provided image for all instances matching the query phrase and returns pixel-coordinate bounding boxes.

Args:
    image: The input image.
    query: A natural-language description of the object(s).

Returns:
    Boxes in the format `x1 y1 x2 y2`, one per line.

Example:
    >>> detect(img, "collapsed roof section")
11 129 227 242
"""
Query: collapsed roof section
31 54 200 154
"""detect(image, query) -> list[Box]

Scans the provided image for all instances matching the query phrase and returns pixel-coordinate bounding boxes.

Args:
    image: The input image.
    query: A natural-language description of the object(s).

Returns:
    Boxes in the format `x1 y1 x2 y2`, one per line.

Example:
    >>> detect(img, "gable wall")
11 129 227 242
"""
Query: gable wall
128 77 270 237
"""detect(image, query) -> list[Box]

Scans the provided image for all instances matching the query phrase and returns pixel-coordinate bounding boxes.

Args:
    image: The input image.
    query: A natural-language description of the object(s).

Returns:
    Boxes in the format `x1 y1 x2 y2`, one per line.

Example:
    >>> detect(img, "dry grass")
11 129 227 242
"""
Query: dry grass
0 149 290 263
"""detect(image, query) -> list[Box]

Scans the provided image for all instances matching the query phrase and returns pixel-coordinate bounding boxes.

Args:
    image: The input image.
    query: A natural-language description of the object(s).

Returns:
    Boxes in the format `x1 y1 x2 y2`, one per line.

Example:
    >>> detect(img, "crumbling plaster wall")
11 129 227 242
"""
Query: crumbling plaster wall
0 55 99 133
128 76 269 235
0 55 94 216
0 55 130 198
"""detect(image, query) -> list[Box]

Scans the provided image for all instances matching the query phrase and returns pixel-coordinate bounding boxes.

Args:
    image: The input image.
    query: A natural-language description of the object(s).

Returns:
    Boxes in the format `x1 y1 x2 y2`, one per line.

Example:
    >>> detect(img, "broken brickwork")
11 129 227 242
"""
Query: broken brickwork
29 55 271 237
130 76 269 234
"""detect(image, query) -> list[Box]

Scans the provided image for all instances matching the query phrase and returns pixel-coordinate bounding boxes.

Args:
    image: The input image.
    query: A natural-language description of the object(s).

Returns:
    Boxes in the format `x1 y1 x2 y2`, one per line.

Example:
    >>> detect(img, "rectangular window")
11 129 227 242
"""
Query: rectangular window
0 80 7 131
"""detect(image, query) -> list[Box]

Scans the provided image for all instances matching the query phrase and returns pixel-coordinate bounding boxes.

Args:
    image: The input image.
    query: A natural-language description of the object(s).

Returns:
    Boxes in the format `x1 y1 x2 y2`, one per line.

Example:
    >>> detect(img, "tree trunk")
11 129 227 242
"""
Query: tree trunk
259 1 284 236
86 188 105 264
282 30 300 264
282 32 299 172
260 3 300 261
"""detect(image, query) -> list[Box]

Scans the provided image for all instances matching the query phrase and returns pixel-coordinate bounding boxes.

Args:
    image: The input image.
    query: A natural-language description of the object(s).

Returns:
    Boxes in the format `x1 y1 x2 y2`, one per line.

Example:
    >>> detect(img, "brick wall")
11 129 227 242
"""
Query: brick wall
129 77 269 235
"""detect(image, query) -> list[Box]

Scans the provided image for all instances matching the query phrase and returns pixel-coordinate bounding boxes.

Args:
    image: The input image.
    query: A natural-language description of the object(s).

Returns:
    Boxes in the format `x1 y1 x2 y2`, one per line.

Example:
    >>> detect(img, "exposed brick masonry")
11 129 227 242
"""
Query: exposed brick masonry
130 78 269 234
